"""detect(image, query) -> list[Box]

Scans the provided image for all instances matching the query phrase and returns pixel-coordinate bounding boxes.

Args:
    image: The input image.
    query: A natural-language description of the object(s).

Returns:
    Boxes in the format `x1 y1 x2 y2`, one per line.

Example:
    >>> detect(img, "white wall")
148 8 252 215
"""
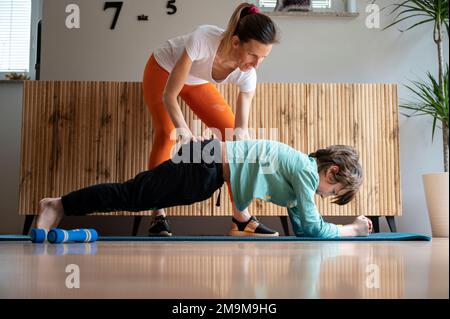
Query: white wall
32 0 450 234
0 82 23 234
29 0 42 80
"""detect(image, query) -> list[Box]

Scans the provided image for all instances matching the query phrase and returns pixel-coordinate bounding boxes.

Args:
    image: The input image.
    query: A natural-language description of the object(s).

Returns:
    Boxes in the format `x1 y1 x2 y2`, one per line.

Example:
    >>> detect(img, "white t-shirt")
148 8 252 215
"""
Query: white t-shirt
154 25 257 93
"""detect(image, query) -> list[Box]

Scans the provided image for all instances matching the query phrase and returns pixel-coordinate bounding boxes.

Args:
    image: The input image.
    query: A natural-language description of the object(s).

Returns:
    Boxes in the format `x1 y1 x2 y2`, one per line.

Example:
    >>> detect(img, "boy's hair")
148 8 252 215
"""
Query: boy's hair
309 145 363 205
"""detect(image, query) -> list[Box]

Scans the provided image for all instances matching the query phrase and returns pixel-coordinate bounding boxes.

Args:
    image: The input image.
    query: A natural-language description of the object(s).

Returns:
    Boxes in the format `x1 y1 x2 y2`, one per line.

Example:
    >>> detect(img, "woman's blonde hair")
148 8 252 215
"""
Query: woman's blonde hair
221 3 279 55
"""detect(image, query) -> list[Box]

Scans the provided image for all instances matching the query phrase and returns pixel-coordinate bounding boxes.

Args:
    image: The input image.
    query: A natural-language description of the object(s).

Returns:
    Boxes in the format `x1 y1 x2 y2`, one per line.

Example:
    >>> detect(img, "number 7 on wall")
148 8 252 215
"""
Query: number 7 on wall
104 1 123 30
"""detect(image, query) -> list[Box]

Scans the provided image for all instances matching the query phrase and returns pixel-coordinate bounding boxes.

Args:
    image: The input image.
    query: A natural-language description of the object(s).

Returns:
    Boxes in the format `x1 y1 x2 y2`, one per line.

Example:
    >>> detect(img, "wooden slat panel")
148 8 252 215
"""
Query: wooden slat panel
19 81 401 217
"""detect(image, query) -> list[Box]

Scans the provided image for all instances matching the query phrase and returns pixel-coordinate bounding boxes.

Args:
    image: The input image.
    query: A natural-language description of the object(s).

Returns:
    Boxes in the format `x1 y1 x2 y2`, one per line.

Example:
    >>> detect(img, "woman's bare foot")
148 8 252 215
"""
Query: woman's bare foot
36 197 64 230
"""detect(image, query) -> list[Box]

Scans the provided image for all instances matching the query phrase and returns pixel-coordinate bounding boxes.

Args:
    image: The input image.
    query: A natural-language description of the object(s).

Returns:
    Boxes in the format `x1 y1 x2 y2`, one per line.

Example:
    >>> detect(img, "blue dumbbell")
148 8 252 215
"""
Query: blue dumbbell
31 228 48 243
47 228 98 244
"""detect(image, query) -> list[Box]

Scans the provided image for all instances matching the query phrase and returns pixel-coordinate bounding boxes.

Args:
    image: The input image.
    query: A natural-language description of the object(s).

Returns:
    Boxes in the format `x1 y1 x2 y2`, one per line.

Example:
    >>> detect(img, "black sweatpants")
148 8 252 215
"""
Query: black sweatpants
61 139 224 216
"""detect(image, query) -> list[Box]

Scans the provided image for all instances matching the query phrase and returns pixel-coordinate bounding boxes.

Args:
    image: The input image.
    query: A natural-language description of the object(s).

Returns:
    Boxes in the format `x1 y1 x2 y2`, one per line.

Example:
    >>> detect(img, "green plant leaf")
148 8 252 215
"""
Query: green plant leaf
381 0 448 31
400 65 450 140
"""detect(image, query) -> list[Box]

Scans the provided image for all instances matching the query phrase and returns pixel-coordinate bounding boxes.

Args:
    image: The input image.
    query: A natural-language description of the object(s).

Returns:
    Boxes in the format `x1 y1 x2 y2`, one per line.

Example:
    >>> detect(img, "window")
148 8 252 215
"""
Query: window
312 0 332 9
257 0 332 10
0 0 32 72
258 0 278 9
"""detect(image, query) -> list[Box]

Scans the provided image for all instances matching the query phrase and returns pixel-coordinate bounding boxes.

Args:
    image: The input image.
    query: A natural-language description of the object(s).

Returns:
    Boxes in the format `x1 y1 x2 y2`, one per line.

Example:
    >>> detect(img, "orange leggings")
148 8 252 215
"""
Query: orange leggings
142 54 236 203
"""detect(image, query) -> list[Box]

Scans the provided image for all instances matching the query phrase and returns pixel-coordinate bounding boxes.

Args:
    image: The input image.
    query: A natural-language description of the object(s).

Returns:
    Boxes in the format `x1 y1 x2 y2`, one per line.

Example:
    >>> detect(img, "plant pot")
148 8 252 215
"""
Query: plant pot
422 172 449 237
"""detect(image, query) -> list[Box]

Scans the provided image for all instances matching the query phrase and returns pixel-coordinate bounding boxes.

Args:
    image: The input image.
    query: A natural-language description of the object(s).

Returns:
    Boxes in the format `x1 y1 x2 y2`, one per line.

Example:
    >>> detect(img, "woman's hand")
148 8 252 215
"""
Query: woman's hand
177 130 205 144
234 128 250 141
172 132 206 159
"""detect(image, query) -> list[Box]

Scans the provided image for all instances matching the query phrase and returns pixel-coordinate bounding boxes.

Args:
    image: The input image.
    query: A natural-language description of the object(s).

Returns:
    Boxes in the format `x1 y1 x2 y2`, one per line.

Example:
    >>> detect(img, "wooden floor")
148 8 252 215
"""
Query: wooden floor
0 239 447 299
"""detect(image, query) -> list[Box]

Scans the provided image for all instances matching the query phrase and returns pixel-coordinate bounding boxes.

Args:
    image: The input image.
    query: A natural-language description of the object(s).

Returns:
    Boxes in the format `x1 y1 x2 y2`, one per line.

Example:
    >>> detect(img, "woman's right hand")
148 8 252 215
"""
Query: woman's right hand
177 131 205 144
172 131 205 158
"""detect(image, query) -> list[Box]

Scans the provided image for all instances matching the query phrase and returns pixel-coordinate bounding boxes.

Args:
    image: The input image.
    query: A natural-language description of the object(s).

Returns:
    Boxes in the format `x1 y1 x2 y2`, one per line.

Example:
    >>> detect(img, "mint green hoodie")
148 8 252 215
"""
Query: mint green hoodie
226 140 340 238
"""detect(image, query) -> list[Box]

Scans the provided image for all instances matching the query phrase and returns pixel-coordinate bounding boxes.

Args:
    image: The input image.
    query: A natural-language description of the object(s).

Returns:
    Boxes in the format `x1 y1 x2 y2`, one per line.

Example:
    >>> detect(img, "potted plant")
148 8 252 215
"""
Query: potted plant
4 72 30 80
382 0 449 237
402 67 449 237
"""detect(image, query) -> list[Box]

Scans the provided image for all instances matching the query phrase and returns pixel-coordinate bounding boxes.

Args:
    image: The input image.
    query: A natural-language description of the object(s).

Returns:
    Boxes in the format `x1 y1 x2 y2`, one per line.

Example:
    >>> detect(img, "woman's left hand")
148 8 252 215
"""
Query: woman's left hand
234 128 250 141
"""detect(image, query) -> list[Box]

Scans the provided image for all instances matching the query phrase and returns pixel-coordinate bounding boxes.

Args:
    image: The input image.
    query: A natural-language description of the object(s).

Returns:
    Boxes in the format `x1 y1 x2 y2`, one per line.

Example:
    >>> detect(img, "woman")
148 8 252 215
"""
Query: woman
143 2 279 236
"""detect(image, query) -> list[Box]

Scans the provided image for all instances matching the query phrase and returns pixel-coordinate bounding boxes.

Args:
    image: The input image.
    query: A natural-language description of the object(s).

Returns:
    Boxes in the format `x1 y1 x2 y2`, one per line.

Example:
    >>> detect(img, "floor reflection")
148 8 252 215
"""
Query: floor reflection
0 240 444 299
32 243 98 256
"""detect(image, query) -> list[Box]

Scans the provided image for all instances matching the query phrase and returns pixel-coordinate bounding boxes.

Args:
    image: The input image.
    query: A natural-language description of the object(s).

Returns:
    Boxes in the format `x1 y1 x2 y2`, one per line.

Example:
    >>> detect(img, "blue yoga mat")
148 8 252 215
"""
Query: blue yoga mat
0 233 431 241
0 235 31 241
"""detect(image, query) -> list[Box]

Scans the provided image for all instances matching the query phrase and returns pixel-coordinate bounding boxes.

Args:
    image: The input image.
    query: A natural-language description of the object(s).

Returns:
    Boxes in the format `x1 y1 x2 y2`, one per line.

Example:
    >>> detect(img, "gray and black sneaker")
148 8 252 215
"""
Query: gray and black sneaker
148 215 172 237
229 216 279 237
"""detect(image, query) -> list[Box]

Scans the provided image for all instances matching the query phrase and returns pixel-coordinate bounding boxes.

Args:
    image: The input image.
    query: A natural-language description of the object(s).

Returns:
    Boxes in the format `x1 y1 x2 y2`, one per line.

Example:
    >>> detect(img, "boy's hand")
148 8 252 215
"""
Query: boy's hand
356 215 374 233
367 217 373 233
352 215 372 236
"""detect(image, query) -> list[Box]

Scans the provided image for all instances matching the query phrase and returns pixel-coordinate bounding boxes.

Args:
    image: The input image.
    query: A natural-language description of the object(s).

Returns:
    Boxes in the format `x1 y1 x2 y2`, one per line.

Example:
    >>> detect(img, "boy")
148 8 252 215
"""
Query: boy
36 139 372 238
